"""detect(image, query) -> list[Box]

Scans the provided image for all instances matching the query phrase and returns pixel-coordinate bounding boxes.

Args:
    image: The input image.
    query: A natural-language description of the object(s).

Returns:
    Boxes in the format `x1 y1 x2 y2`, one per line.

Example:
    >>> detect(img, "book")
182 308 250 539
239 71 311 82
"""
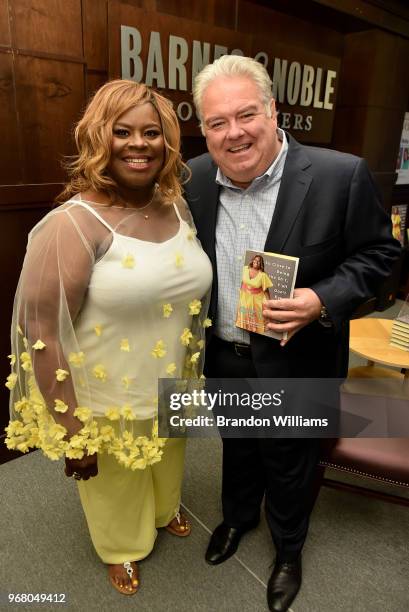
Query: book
390 313 409 350
235 249 299 341
391 328 409 341
390 340 409 351
391 204 407 246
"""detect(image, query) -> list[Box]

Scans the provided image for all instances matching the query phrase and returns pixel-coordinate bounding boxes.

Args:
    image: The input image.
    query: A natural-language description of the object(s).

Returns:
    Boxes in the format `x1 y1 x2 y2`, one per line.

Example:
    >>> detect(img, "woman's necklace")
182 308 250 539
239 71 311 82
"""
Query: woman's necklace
116 185 158 219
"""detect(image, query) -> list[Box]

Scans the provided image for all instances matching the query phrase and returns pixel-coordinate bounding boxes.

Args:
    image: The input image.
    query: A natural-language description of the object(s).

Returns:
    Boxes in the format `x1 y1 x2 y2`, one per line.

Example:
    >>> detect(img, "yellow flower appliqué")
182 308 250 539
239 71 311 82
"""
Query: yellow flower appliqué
74 406 92 422
32 340 46 350
122 254 135 269
121 376 132 389
105 406 121 421
20 352 32 372
180 328 193 347
66 448 85 460
202 318 212 328
120 339 130 352
94 324 102 337
8 354 16 366
197 340 205 349
69 352 85 367
186 229 195 241
190 352 200 364
122 404 135 421
5 372 18 390
55 369 69 382
175 252 184 268
166 362 177 375
54 399 69 413
93 364 107 381
151 340 166 358
162 303 173 318
188 299 202 315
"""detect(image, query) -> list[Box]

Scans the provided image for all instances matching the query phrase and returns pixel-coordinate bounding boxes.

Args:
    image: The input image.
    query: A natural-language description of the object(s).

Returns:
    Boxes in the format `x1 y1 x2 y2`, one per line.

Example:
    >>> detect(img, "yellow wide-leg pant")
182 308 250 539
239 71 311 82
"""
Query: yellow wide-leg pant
77 435 186 564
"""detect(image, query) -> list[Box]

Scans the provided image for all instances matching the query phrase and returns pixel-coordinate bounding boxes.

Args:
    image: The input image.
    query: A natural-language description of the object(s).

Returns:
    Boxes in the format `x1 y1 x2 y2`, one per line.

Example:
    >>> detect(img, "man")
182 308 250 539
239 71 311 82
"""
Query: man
184 55 399 612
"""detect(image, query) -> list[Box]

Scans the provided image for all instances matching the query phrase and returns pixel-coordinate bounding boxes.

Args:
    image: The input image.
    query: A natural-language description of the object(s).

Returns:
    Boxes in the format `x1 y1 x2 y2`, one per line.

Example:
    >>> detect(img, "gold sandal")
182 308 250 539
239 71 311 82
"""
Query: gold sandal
108 561 139 595
165 511 191 537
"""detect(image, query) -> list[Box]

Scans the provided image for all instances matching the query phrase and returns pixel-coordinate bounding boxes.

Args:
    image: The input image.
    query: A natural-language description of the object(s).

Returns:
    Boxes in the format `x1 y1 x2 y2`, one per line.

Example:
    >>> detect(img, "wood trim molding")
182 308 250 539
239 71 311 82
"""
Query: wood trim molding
0 184 63 208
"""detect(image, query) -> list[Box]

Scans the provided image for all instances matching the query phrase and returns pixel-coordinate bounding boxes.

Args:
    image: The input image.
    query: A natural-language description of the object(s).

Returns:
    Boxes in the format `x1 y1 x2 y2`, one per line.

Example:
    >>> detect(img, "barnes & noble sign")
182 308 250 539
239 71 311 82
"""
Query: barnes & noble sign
109 3 340 142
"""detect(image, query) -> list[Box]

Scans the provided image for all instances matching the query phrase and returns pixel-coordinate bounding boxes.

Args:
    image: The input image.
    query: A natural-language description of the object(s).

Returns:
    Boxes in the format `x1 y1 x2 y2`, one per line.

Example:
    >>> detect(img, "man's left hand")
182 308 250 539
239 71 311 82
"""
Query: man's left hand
262 288 322 347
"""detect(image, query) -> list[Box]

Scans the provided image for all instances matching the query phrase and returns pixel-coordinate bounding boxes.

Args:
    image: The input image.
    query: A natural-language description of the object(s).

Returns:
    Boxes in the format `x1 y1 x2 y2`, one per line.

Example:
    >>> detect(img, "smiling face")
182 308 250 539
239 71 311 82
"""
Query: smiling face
107 103 165 195
201 76 280 188
252 256 261 269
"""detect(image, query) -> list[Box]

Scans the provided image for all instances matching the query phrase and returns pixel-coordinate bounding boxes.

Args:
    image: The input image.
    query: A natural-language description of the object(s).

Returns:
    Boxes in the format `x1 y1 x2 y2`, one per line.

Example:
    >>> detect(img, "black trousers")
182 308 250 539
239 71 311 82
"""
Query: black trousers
206 336 321 563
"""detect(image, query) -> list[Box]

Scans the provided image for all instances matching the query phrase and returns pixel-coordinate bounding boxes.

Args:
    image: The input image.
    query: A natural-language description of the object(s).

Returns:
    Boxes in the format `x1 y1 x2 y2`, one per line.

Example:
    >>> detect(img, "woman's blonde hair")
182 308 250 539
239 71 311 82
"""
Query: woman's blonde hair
57 79 188 203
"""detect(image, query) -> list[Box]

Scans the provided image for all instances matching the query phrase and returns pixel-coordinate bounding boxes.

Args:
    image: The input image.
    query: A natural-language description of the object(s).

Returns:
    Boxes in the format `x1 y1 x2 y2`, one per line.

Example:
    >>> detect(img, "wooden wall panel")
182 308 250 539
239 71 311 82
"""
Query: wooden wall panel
86 71 109 99
157 0 216 23
237 1 343 56
12 0 83 57
0 53 22 184
15 57 85 183
153 0 237 30
214 0 237 29
0 0 11 46
337 30 409 110
83 0 108 70
333 106 406 172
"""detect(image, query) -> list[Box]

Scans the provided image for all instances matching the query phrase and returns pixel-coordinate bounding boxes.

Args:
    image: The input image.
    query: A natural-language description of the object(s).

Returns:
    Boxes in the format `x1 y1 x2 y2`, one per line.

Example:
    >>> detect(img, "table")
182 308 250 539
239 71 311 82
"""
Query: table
349 318 409 379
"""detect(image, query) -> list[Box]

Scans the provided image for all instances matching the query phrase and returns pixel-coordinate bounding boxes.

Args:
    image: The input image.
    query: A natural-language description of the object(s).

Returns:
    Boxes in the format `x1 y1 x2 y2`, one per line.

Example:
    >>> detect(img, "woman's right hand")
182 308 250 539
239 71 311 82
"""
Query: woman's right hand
65 453 98 481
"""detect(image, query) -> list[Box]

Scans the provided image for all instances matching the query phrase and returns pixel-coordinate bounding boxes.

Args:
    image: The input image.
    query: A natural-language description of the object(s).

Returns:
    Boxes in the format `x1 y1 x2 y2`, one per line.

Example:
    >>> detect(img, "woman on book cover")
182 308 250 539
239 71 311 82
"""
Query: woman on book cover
235 254 273 333
391 206 402 243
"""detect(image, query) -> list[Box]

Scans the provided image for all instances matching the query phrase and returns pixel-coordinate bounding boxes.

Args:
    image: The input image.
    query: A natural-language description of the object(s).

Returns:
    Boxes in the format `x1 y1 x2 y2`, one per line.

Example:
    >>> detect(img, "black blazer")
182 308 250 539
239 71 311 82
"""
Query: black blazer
184 133 400 378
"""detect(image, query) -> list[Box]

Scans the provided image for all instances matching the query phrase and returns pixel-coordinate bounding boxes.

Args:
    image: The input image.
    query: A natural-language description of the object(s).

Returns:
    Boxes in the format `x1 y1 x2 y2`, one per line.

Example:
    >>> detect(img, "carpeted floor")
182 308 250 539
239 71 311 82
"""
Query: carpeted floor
1 301 408 612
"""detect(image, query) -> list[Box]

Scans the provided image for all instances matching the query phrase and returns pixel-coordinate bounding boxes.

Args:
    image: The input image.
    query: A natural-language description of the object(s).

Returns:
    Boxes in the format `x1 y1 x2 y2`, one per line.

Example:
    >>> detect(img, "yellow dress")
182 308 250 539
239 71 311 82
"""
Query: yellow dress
235 266 273 333
391 212 401 242
5 197 213 563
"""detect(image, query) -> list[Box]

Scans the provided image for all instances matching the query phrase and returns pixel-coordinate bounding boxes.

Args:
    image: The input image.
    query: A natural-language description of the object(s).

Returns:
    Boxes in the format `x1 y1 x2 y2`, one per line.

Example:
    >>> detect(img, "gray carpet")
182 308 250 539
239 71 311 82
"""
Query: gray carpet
1 301 408 612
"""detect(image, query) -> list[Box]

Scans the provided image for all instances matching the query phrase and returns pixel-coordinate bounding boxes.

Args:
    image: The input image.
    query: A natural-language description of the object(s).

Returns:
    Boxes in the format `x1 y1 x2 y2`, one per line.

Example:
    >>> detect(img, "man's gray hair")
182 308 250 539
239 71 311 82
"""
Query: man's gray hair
193 55 273 133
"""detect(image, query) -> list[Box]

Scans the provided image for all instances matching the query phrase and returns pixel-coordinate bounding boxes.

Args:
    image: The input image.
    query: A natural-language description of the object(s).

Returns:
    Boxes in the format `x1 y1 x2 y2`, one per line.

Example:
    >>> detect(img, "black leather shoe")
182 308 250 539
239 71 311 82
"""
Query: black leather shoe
205 523 247 565
267 557 302 612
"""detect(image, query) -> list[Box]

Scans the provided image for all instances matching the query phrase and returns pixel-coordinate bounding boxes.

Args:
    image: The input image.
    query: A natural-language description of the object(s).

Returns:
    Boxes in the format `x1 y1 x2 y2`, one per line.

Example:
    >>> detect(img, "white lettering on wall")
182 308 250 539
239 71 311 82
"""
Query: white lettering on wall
287 62 301 106
313 67 324 108
300 65 314 106
169 35 188 91
121 25 143 81
214 45 228 60
192 40 211 87
254 51 268 67
119 24 337 129
272 58 287 103
145 31 165 88
177 101 193 121
324 69 336 109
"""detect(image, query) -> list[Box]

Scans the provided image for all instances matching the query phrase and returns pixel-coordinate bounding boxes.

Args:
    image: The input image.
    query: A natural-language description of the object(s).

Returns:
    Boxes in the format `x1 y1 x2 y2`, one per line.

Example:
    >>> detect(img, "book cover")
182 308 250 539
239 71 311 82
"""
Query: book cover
391 205 407 246
235 249 299 341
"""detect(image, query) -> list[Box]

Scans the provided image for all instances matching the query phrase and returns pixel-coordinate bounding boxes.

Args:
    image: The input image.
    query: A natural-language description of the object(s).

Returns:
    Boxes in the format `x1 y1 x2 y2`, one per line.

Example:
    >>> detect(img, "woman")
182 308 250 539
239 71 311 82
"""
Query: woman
5 80 212 595
235 254 272 333
391 206 401 243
